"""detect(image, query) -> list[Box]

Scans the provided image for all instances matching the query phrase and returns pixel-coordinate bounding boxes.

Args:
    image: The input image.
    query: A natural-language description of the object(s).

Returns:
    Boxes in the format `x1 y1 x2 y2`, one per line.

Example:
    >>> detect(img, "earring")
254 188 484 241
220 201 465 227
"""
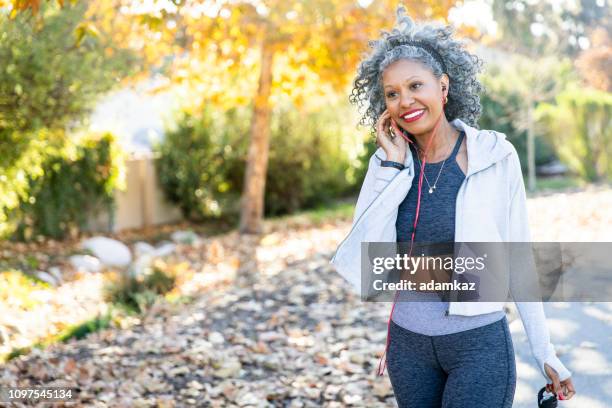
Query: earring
442 86 448 104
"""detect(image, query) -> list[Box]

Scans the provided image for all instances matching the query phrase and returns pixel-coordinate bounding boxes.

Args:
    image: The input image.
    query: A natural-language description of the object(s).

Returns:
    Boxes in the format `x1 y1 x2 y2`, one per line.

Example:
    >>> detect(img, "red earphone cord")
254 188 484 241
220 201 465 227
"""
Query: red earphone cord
376 103 447 376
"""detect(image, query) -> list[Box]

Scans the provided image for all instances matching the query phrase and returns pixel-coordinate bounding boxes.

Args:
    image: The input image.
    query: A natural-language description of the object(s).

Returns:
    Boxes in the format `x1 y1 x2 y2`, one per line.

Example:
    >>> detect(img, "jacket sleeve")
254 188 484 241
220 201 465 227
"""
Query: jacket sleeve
330 148 407 297
507 149 572 382
352 149 402 224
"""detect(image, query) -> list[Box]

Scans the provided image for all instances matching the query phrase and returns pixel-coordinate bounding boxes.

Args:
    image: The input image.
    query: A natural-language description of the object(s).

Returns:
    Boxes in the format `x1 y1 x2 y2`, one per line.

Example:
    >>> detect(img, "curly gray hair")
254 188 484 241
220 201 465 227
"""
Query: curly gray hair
349 5 485 133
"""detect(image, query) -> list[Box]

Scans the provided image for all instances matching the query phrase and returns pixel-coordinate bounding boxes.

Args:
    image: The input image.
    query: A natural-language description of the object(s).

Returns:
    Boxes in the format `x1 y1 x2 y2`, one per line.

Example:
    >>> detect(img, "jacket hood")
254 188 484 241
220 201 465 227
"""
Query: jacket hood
453 118 514 177
377 118 515 178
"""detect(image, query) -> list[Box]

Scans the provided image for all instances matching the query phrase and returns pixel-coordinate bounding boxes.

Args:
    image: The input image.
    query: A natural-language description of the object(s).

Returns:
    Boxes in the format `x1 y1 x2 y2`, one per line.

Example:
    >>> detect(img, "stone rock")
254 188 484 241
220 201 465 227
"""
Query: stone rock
324 384 342 400
35 271 59 286
186 380 204 390
155 396 175 408
134 242 155 257
258 331 285 342
235 391 259 406
213 359 242 379
81 236 132 268
372 380 393 398
47 266 63 284
288 399 305 408
168 366 190 376
128 253 153 279
69 255 102 273
349 352 366 365
208 332 224 345
153 241 177 258
171 230 201 245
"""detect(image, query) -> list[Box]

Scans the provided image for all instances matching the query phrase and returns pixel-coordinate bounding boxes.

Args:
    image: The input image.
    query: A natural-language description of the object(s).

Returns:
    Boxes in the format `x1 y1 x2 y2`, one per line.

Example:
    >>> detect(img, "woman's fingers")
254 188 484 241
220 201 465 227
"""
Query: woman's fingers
544 363 562 395
552 376 561 396
545 377 576 400
377 110 393 145
390 118 410 144
376 110 387 135
561 379 576 400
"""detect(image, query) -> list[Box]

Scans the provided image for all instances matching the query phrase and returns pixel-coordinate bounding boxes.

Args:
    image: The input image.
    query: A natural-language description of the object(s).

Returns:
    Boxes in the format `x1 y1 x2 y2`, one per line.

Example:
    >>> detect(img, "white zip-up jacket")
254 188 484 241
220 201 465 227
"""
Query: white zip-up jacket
330 118 572 382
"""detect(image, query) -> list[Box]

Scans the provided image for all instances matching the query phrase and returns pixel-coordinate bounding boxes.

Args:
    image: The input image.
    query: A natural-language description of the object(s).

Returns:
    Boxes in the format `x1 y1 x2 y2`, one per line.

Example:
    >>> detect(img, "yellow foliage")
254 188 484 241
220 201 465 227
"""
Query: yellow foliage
9 1 467 117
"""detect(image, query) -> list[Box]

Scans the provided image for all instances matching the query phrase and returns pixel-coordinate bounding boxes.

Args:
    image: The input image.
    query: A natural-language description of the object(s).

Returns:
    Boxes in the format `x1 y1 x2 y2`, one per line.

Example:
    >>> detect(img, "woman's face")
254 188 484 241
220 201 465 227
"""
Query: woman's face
382 59 449 136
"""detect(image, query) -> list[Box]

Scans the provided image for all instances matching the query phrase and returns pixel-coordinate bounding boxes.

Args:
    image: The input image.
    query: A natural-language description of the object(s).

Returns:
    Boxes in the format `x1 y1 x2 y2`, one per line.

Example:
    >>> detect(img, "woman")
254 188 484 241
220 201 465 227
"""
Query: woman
330 6 576 407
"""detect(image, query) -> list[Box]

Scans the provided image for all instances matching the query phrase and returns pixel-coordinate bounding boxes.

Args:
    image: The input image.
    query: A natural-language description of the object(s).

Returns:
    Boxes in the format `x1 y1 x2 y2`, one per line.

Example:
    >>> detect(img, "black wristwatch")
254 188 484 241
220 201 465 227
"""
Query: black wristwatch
380 160 405 171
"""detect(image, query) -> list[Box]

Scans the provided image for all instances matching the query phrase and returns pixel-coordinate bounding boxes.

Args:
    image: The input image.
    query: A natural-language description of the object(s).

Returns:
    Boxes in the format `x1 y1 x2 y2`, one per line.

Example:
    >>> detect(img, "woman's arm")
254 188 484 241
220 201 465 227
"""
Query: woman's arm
331 147 409 296
352 148 402 224
506 149 572 382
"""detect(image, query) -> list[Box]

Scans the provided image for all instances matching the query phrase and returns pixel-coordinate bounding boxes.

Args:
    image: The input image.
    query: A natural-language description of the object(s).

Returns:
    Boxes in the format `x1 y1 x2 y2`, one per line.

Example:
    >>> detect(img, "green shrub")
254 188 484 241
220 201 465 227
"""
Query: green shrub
265 100 360 215
155 106 247 222
0 0 137 240
479 62 560 170
480 91 557 170
103 264 177 314
0 129 64 238
536 88 612 182
156 99 363 220
0 1 139 138
9 132 125 241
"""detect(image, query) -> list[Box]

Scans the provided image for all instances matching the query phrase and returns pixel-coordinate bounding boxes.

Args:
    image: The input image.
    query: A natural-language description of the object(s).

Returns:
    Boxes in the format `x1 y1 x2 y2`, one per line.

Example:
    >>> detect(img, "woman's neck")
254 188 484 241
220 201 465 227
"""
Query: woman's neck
410 119 459 162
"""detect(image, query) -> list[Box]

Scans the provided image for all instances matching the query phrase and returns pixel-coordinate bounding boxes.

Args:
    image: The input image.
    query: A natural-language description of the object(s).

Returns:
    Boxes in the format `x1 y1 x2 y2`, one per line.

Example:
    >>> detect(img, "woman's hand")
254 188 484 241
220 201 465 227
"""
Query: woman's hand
544 363 576 400
376 109 408 164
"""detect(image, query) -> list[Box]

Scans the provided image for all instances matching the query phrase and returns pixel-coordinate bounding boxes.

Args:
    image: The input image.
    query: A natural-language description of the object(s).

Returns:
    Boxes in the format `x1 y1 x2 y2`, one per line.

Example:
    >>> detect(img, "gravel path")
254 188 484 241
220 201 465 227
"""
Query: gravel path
1 185 610 407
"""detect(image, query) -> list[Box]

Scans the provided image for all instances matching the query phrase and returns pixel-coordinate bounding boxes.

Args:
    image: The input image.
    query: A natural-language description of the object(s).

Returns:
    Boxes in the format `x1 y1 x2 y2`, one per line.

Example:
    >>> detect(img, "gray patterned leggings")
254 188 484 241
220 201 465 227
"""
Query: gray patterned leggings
387 316 516 408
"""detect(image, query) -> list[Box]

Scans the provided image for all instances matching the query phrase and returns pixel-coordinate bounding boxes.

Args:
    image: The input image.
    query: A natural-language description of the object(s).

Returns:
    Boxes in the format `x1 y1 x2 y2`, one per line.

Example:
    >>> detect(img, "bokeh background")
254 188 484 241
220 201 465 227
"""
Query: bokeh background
0 0 610 407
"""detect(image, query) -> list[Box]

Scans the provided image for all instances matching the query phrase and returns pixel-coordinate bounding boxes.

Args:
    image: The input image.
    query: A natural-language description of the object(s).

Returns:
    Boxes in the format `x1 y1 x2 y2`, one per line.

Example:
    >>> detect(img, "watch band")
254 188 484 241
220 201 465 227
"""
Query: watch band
380 160 405 171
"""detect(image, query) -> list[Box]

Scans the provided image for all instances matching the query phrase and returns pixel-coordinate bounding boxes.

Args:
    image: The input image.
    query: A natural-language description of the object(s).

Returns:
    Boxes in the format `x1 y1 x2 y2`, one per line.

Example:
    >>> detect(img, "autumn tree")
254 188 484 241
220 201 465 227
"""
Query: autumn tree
575 28 612 92
7 0 457 234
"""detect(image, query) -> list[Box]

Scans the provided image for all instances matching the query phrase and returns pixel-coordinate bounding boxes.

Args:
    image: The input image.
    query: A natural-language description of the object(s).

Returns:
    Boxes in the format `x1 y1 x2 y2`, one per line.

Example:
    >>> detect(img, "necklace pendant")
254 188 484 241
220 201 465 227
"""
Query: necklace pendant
428 187 433 194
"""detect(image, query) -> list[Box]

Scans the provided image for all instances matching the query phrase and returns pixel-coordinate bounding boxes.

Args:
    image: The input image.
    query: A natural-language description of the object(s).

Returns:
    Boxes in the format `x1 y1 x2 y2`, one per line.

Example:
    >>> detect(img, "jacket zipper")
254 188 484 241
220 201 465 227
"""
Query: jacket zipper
446 164 470 317
444 152 511 316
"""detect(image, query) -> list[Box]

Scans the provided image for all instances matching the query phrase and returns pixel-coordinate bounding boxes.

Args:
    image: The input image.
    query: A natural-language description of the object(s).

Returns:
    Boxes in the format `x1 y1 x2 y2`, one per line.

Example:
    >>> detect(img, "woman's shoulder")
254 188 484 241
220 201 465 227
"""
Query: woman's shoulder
475 128 521 163
480 129 524 185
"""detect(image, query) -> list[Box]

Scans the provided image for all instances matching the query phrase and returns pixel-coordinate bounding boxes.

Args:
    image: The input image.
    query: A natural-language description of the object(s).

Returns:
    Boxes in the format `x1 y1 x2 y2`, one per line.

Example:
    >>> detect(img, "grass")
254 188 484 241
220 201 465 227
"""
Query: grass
508 174 592 197
532 175 586 192
2 310 116 363
55 312 113 343
269 197 355 227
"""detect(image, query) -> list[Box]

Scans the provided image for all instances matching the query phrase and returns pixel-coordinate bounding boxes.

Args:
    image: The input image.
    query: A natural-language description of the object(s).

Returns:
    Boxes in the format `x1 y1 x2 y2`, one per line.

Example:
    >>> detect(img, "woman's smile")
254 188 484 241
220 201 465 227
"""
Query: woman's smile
401 109 426 123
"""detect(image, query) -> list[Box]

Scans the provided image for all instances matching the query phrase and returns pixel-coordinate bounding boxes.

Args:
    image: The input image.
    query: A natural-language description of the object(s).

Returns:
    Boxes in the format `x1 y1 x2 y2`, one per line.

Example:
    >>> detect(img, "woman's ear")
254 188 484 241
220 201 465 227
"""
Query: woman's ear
441 74 450 95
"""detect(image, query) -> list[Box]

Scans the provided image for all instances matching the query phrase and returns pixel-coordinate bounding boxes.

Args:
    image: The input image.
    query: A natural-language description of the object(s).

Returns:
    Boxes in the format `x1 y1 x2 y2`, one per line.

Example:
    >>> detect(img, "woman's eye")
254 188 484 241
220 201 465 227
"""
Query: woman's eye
386 83 421 97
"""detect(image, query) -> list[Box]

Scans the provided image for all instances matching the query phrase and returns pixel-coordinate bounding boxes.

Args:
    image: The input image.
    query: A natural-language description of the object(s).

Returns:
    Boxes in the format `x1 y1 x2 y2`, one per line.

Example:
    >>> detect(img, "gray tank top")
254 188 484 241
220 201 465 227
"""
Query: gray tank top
392 130 505 335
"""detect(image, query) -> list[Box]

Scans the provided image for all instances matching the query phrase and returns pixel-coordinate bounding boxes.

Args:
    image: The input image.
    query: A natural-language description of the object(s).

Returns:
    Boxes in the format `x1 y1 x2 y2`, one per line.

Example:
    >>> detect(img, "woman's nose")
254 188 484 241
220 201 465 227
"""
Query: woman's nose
399 93 415 108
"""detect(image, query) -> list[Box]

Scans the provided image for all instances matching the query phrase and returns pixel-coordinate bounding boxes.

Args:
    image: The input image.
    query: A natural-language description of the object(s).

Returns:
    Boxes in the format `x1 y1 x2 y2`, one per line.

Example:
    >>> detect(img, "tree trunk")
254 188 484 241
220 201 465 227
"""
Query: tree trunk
239 40 274 234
